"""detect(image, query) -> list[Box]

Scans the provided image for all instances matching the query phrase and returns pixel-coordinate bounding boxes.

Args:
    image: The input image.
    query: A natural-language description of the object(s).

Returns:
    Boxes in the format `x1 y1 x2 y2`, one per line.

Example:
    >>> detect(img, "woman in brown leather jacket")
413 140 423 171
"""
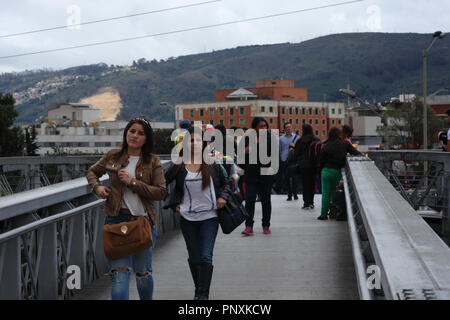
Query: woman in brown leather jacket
86 117 166 300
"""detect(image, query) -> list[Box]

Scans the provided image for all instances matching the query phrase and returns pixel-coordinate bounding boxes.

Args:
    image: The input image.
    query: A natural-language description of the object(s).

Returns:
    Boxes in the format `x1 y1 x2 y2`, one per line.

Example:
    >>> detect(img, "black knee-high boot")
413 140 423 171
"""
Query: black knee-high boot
188 262 200 300
198 264 213 300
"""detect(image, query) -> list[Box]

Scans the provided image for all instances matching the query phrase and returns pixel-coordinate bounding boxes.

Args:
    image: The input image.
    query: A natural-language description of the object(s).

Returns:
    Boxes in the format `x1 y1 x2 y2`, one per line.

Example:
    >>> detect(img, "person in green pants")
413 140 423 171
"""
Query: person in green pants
318 127 361 220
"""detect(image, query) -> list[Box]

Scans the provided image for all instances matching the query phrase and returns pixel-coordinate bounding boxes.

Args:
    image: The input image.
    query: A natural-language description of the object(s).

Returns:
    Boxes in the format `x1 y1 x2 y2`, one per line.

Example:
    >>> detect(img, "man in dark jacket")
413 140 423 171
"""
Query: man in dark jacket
294 124 321 209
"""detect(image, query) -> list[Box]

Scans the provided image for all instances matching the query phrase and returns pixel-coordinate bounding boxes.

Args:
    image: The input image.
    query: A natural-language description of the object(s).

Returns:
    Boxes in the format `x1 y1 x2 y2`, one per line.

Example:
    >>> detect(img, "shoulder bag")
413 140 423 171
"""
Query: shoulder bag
217 190 249 234
102 215 153 260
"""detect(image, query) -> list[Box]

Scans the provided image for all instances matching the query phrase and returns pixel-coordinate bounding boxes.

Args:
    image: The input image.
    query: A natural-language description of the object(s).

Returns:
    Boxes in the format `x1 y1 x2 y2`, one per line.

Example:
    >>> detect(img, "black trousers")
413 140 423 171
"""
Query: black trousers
301 167 317 206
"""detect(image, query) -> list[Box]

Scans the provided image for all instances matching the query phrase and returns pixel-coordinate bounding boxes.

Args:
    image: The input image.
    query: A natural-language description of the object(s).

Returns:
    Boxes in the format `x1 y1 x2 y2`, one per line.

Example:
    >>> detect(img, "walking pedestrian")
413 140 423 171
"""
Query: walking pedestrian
86 117 166 300
294 124 321 209
278 123 299 201
164 126 232 300
238 117 276 235
317 127 361 220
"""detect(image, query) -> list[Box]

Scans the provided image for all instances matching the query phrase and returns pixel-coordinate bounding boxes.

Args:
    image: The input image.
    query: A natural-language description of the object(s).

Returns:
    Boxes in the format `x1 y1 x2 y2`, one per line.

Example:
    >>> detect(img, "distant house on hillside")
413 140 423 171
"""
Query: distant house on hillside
48 102 100 126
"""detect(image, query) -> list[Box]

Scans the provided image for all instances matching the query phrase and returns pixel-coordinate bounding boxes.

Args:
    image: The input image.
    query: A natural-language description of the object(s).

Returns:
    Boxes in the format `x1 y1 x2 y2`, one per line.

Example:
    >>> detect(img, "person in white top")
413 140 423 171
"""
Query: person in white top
164 126 232 300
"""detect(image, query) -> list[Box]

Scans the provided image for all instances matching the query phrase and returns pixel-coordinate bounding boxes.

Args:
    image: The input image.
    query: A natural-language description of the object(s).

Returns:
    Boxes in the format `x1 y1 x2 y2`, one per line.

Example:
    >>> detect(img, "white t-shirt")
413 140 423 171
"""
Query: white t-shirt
180 169 217 221
121 156 146 216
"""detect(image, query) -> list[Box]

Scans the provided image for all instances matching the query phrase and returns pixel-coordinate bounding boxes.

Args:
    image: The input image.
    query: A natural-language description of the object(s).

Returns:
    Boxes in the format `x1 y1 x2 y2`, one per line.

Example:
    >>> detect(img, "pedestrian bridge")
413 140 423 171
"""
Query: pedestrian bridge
0 151 449 300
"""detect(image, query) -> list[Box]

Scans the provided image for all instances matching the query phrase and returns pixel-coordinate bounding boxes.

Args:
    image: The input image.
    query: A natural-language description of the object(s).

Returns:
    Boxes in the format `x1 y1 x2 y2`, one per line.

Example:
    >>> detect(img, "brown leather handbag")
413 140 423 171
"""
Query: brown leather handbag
102 215 153 260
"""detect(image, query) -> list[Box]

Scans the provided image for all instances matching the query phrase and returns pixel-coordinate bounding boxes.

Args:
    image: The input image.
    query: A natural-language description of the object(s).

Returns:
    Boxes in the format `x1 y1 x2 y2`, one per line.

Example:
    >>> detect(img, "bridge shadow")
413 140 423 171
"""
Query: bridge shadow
72 195 358 300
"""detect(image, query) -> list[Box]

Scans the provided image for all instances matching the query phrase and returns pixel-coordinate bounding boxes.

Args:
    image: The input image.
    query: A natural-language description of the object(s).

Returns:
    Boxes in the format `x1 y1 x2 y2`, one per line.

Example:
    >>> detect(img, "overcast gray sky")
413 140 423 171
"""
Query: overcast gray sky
0 0 448 73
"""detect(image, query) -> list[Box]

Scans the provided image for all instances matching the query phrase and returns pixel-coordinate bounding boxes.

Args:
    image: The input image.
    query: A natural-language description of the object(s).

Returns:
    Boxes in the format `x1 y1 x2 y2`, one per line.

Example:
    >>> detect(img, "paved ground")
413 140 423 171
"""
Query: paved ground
73 195 359 300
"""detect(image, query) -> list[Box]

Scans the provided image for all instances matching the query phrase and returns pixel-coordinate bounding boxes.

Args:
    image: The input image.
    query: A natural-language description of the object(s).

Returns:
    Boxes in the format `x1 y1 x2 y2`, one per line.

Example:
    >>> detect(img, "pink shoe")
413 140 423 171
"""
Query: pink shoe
241 226 254 236
263 226 271 234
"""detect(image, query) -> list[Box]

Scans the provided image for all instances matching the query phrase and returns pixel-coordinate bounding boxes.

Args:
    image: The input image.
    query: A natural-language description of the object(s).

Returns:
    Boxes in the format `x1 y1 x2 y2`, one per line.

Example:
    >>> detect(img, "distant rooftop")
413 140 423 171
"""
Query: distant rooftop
226 88 257 100
49 102 96 111
427 95 450 105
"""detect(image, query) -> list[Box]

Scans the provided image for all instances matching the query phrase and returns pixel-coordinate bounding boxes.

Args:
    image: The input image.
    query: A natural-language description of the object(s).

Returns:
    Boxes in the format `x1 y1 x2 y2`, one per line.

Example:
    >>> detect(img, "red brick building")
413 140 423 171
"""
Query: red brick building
175 80 345 139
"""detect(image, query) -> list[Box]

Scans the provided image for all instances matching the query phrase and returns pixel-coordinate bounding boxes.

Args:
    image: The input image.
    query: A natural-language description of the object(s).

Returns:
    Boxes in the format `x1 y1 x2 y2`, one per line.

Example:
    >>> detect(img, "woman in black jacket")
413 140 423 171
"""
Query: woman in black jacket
294 124 321 209
164 126 232 300
318 127 361 220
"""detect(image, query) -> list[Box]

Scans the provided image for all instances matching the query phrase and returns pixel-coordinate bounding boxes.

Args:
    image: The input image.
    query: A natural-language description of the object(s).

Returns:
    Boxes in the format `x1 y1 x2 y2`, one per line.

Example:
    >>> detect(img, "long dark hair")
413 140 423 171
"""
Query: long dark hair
114 117 154 163
328 127 342 140
179 126 211 190
302 124 313 136
251 117 269 129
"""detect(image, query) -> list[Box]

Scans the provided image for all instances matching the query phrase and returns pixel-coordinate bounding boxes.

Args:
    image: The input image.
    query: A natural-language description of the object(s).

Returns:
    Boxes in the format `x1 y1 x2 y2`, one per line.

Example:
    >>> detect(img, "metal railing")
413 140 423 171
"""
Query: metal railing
0 160 177 300
368 150 450 239
0 155 172 194
342 156 450 300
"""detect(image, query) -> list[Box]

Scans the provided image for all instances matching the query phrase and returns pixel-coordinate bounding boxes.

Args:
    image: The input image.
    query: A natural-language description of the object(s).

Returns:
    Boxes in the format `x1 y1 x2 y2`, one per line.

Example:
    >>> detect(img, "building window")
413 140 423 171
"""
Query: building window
302 108 305 115
322 130 326 136
315 108 318 115
331 108 335 114
210 109 214 116
308 108 312 115
309 119 313 125
230 108 234 115
210 120 214 125
190 110 194 117
289 107 292 115
261 106 265 112
220 120 224 125
269 118 273 124
269 106 273 113
240 107 244 115
289 119 292 124
315 119 319 125
322 119 326 125
338 120 342 125
338 108 342 115
200 109 204 117
282 107 285 115
239 118 245 125
332 120 335 125
315 130 319 136
282 118 285 124
295 107 299 115
295 119 299 124
220 108 224 116
230 119 234 125
302 119 306 124
322 108 326 115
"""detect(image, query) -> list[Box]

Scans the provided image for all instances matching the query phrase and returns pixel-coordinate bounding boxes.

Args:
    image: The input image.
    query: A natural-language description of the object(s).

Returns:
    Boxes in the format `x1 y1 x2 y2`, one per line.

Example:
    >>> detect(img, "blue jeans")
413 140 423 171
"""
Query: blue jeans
105 213 158 300
179 216 219 265
245 182 272 227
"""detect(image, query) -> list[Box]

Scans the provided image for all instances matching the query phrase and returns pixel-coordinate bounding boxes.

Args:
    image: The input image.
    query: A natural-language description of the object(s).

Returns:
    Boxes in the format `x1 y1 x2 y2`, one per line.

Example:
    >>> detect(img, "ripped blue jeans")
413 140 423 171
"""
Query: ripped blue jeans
105 213 157 300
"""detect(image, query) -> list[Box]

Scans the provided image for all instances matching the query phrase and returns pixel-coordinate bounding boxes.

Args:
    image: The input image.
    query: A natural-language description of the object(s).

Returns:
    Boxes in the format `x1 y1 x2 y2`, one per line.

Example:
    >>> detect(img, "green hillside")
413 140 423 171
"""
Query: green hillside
1 32 449 123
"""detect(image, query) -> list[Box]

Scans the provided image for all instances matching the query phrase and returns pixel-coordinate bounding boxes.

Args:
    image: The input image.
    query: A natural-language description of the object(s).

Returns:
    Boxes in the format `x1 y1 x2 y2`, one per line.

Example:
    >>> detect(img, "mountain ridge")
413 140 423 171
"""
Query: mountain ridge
1 32 448 123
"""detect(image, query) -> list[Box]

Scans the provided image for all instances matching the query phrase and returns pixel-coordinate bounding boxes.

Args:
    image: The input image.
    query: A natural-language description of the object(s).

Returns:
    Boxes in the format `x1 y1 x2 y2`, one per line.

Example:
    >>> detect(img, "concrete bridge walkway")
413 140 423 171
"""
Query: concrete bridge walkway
73 195 358 300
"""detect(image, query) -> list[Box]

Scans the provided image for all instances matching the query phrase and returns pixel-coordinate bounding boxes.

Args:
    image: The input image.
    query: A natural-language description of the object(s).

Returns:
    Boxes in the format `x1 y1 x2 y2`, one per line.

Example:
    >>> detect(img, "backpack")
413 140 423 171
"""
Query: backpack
308 140 323 164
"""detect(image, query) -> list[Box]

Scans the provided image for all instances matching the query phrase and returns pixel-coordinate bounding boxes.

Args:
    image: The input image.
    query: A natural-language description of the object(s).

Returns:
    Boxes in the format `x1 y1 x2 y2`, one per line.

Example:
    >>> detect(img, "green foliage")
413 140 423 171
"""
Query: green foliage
25 125 39 156
0 93 24 156
384 97 443 148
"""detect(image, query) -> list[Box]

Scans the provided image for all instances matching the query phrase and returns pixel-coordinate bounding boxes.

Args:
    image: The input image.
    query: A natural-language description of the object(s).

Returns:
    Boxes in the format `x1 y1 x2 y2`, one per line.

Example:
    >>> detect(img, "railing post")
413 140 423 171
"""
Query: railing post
37 224 58 300
442 167 450 244
69 214 87 287
0 239 21 299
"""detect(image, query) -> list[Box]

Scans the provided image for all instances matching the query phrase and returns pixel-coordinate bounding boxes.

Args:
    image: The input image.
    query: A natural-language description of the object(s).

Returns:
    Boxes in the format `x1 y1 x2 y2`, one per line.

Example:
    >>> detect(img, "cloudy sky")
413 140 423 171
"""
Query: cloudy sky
0 0 448 73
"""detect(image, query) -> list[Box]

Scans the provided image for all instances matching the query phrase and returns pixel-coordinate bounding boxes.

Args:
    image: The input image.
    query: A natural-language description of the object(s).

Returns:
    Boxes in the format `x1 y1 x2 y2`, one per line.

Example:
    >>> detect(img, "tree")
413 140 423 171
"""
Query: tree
384 97 442 148
25 125 39 156
0 93 24 156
